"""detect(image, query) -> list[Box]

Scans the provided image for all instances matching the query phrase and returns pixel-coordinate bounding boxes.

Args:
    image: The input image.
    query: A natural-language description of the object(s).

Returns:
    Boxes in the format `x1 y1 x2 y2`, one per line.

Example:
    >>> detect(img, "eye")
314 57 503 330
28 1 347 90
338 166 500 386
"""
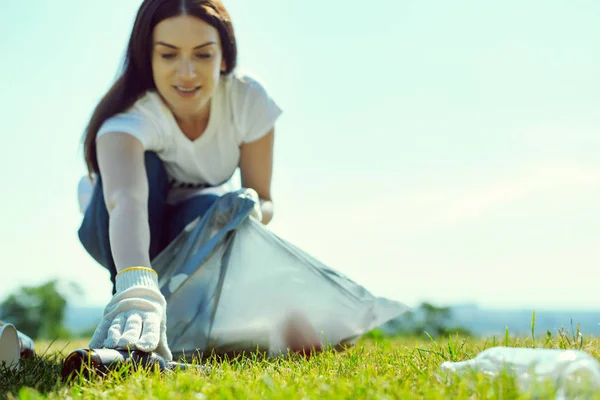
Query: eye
160 54 176 60
196 53 212 59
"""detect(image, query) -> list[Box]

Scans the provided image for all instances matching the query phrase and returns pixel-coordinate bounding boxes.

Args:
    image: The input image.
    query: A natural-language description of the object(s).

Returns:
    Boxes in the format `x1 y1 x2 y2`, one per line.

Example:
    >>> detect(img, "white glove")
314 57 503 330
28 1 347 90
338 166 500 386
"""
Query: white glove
89 267 172 361
243 188 263 222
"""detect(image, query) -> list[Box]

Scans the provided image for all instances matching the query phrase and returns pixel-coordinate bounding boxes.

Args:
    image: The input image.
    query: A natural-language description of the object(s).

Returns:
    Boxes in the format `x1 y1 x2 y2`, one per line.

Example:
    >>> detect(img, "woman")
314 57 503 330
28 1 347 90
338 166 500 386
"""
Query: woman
78 0 282 362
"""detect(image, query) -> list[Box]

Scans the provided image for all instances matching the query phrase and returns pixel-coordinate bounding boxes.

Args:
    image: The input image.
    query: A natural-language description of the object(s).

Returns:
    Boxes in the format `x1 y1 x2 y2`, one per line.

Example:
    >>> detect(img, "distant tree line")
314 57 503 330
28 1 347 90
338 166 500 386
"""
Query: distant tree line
0 280 85 340
368 302 473 339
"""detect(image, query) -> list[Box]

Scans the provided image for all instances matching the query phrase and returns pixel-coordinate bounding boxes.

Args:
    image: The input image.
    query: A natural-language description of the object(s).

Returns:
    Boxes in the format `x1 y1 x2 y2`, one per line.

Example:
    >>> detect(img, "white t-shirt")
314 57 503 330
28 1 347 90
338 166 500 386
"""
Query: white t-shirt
78 70 282 209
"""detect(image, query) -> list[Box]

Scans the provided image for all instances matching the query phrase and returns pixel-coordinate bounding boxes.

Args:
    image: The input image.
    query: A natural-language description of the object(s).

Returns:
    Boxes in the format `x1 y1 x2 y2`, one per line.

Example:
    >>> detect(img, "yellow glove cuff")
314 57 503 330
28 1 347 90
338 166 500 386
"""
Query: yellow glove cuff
116 266 158 278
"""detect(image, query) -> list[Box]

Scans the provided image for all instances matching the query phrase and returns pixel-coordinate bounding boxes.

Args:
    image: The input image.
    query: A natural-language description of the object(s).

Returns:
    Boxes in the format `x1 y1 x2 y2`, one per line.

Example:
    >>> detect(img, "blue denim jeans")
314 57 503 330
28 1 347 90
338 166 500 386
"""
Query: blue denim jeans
78 152 220 294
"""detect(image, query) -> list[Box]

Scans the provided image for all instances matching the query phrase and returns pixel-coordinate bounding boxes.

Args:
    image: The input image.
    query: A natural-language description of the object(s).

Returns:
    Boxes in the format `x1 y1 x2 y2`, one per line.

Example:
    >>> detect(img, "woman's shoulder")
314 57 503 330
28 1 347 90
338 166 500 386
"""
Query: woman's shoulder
219 69 283 143
97 91 172 149
130 91 170 119
112 92 173 132
221 69 273 101
100 91 166 123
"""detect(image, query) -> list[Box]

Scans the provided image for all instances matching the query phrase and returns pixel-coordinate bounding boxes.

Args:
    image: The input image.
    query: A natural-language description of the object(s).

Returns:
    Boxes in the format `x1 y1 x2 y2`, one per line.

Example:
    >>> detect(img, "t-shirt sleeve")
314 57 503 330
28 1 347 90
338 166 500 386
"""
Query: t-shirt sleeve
233 74 283 144
96 112 162 151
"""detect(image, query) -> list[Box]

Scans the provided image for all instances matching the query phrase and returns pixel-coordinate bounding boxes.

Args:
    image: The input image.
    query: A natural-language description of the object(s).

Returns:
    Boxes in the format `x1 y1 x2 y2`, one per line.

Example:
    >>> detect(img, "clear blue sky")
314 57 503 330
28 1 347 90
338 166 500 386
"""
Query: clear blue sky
1 0 598 311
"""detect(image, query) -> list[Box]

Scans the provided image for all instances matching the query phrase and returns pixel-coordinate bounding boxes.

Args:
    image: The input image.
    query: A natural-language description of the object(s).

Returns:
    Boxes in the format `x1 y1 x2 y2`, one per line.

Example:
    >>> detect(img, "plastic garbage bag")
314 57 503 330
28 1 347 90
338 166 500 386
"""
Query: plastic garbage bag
150 189 410 360
438 346 600 399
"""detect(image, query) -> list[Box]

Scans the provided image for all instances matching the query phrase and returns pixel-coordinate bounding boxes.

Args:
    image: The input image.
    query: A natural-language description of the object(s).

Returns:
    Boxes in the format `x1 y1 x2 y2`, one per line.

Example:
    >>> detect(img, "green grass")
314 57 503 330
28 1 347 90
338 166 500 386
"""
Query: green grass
2 330 600 400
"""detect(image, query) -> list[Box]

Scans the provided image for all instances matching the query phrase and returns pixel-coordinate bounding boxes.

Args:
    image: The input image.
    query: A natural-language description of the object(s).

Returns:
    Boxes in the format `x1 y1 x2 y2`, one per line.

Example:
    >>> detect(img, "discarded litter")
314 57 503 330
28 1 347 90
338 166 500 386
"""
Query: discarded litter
439 346 600 399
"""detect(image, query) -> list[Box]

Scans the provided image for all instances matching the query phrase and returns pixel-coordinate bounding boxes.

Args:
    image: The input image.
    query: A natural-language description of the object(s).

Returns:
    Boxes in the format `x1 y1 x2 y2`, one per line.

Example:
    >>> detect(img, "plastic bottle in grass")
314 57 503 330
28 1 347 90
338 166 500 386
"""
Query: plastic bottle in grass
439 346 600 398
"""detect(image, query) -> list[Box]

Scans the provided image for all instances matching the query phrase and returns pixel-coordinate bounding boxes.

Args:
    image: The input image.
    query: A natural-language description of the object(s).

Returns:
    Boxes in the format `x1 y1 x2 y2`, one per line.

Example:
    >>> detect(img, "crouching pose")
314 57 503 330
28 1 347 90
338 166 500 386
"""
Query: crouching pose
78 0 281 361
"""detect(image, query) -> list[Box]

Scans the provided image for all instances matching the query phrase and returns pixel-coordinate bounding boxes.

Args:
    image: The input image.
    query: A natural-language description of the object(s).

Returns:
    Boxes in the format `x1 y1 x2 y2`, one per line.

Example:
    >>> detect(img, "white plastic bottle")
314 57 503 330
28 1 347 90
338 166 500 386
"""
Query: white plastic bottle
439 346 600 399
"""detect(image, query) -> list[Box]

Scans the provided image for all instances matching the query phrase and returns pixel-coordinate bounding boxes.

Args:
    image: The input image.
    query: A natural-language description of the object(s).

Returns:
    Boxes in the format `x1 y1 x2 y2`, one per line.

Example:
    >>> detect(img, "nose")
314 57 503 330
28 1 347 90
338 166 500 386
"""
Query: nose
176 58 197 79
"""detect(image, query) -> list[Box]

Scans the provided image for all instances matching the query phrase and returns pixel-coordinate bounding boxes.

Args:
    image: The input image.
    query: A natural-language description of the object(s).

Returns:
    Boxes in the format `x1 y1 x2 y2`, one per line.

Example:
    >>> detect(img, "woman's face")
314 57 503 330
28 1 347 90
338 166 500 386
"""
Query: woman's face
151 15 226 120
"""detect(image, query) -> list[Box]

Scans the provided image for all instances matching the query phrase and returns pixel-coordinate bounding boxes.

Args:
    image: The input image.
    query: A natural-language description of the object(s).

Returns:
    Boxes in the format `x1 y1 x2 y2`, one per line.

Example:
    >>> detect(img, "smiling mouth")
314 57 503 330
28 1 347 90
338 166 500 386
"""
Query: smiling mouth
173 86 201 97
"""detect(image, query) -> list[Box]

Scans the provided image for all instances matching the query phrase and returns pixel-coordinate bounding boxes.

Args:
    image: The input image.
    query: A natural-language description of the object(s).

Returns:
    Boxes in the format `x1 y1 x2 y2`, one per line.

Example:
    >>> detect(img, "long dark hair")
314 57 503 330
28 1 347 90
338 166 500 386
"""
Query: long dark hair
83 0 237 175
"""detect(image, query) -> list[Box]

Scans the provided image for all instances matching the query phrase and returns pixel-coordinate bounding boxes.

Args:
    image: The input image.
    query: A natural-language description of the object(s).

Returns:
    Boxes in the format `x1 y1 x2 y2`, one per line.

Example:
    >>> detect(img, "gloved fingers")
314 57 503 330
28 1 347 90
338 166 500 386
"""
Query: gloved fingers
155 338 173 362
238 188 262 221
104 314 125 348
250 200 263 222
250 208 263 222
137 314 161 353
156 316 173 361
152 323 173 362
89 319 110 349
117 313 143 349
241 188 259 201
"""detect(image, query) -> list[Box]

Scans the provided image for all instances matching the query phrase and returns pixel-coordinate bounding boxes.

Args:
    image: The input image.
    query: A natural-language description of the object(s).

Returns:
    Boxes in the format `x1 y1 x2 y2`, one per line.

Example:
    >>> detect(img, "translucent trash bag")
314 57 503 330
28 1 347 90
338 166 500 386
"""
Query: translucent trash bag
151 189 410 360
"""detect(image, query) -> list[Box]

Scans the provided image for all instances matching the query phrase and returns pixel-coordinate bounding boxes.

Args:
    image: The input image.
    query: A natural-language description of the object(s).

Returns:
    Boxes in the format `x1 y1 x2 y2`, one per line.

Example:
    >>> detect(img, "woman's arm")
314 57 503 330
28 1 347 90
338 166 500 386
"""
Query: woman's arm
239 128 275 225
96 132 151 271
91 133 171 361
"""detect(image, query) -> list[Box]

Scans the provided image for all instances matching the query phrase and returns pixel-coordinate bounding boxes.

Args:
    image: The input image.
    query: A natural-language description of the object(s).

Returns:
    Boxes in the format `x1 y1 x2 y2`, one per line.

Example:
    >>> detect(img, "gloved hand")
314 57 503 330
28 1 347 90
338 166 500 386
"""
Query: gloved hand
242 188 263 222
89 267 172 361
